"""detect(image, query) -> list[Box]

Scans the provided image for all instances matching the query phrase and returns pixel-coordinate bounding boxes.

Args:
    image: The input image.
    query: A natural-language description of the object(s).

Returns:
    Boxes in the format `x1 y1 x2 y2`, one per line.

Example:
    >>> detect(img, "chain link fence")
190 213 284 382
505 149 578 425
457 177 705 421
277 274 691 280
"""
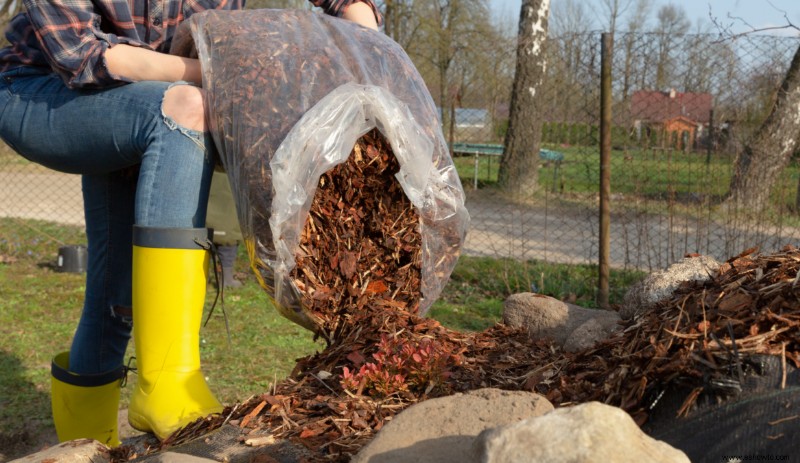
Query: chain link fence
2 29 800 275
409 30 800 272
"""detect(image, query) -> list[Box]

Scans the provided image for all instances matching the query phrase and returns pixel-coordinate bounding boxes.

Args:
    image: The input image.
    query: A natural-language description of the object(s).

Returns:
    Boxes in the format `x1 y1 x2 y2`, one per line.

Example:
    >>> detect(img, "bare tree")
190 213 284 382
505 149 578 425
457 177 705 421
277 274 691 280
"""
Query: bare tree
407 0 491 139
497 0 550 197
709 8 800 212
546 0 593 125
654 2 690 89
456 15 515 142
381 0 420 46
728 44 800 212
595 0 634 34
550 0 591 37
619 0 652 103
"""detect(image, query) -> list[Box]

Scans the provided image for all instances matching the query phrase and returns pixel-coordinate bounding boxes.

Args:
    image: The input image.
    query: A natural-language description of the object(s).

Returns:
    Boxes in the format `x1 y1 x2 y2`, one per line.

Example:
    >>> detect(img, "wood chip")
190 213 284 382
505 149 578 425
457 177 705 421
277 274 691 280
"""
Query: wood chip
245 435 276 447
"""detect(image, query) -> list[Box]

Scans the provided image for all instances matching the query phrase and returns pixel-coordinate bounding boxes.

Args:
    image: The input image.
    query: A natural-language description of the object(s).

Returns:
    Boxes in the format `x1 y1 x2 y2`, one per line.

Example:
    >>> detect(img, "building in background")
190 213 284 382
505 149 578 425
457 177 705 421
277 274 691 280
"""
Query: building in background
631 89 713 151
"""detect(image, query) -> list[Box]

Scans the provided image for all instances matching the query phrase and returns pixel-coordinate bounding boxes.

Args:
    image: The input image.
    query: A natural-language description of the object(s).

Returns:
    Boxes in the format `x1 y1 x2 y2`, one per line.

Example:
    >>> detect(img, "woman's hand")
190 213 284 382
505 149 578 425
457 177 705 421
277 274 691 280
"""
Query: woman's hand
342 1 378 30
105 44 203 85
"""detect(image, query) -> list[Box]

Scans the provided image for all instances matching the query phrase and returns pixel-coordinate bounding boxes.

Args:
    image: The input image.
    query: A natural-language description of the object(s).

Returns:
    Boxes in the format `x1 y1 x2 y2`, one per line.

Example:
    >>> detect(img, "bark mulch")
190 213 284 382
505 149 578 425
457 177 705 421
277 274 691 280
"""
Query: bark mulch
112 131 800 462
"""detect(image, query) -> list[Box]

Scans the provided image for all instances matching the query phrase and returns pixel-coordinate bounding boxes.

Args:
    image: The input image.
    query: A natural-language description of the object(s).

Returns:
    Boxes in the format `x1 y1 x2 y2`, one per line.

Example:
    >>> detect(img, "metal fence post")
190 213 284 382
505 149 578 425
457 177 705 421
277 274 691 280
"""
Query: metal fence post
598 32 613 309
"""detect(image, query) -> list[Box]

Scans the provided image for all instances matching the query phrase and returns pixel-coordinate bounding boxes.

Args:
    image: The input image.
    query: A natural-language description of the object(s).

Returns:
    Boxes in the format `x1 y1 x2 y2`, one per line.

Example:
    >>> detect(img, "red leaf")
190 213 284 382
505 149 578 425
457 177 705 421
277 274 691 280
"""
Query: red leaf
366 280 389 294
347 350 366 366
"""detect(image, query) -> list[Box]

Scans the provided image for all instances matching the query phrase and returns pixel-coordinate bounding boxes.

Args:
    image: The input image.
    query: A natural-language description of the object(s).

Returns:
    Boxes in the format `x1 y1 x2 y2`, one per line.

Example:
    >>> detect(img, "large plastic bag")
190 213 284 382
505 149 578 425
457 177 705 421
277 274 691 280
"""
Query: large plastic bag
171 9 469 332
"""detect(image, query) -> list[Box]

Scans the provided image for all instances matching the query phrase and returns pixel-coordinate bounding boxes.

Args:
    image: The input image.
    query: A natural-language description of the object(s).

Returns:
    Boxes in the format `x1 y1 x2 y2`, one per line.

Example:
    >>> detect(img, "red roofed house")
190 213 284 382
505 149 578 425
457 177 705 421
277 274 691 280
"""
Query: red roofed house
630 89 713 151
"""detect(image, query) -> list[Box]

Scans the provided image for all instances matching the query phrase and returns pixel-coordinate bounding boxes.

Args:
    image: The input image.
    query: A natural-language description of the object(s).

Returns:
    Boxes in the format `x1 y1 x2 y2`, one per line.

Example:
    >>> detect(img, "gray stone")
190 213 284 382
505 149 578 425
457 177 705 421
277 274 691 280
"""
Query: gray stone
135 425 313 463
503 293 620 349
621 255 719 320
563 318 608 352
352 388 553 463
472 402 690 463
9 439 110 463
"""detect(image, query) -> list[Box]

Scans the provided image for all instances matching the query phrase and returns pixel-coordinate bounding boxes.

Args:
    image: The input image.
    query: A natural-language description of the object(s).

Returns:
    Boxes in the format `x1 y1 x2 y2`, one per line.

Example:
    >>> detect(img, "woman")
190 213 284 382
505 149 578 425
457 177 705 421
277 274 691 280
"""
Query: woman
0 0 379 445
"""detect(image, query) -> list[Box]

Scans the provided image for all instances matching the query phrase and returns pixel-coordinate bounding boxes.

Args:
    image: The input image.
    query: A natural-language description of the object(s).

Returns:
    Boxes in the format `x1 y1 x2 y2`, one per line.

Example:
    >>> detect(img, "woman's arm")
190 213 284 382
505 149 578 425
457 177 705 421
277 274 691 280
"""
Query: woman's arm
106 1 378 84
105 45 202 84
341 1 378 30
310 0 382 29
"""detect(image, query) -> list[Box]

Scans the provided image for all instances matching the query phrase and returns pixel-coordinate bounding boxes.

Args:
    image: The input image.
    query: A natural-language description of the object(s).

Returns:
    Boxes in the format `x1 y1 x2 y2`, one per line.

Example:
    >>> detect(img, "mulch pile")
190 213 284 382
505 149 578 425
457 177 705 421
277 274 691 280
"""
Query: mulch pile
546 245 800 425
113 131 800 462
288 129 423 344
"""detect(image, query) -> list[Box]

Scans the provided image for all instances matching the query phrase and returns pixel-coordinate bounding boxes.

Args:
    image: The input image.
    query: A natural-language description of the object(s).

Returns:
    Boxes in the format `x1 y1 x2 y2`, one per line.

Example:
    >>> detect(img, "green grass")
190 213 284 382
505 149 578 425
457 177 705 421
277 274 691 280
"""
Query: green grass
0 217 644 455
429 255 645 331
452 144 800 226
453 145 740 195
0 218 99 450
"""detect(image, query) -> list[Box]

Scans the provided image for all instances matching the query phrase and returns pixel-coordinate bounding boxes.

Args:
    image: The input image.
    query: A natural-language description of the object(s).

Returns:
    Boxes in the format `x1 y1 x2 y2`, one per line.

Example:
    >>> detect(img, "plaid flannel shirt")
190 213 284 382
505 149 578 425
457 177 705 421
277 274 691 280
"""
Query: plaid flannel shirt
0 0 381 89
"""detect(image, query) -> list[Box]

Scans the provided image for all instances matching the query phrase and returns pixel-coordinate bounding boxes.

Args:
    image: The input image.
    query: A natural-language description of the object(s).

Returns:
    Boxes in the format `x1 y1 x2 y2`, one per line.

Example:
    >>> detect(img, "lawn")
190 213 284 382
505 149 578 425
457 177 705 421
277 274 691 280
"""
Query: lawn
453 145 743 194
0 217 644 458
452 144 800 225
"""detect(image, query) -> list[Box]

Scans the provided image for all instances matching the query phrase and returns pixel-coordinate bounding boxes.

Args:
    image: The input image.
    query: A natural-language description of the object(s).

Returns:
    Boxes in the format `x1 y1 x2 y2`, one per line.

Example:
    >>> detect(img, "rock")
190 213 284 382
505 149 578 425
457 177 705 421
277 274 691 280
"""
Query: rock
134 425 313 463
620 255 719 320
351 388 553 463
503 293 620 349
9 439 110 463
563 318 607 352
503 293 569 340
472 402 690 463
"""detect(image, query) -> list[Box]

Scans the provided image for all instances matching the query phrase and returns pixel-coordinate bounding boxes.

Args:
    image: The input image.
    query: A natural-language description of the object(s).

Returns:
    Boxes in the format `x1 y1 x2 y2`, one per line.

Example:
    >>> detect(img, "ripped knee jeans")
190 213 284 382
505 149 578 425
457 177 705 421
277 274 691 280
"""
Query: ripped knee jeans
0 68 215 374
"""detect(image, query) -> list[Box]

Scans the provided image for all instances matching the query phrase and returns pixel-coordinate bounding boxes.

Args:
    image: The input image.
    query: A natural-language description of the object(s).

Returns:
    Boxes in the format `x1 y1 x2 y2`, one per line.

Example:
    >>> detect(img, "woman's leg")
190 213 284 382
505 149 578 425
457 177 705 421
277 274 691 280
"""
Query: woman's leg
69 169 137 374
0 70 214 374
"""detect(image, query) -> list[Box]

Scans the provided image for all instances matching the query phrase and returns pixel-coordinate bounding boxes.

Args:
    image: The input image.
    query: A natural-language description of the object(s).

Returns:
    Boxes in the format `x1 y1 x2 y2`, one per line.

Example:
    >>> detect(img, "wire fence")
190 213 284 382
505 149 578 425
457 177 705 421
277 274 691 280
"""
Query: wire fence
418 30 800 272
2 30 800 276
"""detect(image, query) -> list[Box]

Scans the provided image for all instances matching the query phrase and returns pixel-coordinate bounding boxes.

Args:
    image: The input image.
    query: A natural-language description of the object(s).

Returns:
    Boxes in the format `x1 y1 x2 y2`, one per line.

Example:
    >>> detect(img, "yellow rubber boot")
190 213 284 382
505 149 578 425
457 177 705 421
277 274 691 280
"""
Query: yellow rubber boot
128 226 223 440
51 351 124 447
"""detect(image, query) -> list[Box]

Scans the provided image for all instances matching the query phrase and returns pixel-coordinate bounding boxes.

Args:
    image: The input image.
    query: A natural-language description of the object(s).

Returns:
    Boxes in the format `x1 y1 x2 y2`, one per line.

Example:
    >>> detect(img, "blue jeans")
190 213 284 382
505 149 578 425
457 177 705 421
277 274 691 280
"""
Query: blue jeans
0 67 215 375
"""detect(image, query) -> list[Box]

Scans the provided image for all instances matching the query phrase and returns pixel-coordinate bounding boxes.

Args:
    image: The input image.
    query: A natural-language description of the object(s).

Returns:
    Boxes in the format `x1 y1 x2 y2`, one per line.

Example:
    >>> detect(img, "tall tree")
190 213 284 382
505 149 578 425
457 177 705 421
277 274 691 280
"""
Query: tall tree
497 0 550 197
453 14 514 142
620 0 652 102
654 3 690 89
382 0 418 46
550 0 591 37
728 44 800 212
547 0 591 124
407 0 491 138
596 0 634 34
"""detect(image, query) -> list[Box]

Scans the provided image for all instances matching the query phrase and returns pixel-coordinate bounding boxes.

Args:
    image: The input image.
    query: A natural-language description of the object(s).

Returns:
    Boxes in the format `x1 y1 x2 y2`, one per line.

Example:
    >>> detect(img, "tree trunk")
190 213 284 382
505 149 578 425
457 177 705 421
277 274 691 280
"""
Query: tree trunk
384 0 395 39
728 44 800 212
498 0 550 198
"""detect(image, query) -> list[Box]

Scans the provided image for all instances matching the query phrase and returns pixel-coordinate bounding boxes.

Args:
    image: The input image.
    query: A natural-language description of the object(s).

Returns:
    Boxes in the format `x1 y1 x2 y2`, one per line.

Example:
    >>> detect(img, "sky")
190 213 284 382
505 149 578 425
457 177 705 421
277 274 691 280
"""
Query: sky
490 0 800 36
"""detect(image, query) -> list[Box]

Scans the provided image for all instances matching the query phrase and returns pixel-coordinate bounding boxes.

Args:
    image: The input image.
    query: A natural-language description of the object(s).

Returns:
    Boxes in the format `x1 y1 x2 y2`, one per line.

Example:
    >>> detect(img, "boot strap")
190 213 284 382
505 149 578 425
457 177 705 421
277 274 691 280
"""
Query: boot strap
194 237 232 344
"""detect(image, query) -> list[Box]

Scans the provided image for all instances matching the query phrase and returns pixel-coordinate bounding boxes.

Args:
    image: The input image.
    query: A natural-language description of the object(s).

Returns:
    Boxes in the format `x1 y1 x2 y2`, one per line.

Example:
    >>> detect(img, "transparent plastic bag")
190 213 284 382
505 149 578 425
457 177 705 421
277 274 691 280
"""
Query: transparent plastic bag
171 9 469 331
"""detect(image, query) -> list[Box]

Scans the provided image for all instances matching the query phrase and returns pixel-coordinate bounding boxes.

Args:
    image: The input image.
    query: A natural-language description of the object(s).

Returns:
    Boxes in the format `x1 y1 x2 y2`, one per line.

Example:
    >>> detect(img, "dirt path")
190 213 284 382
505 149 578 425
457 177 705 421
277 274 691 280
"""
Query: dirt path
4 170 800 272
